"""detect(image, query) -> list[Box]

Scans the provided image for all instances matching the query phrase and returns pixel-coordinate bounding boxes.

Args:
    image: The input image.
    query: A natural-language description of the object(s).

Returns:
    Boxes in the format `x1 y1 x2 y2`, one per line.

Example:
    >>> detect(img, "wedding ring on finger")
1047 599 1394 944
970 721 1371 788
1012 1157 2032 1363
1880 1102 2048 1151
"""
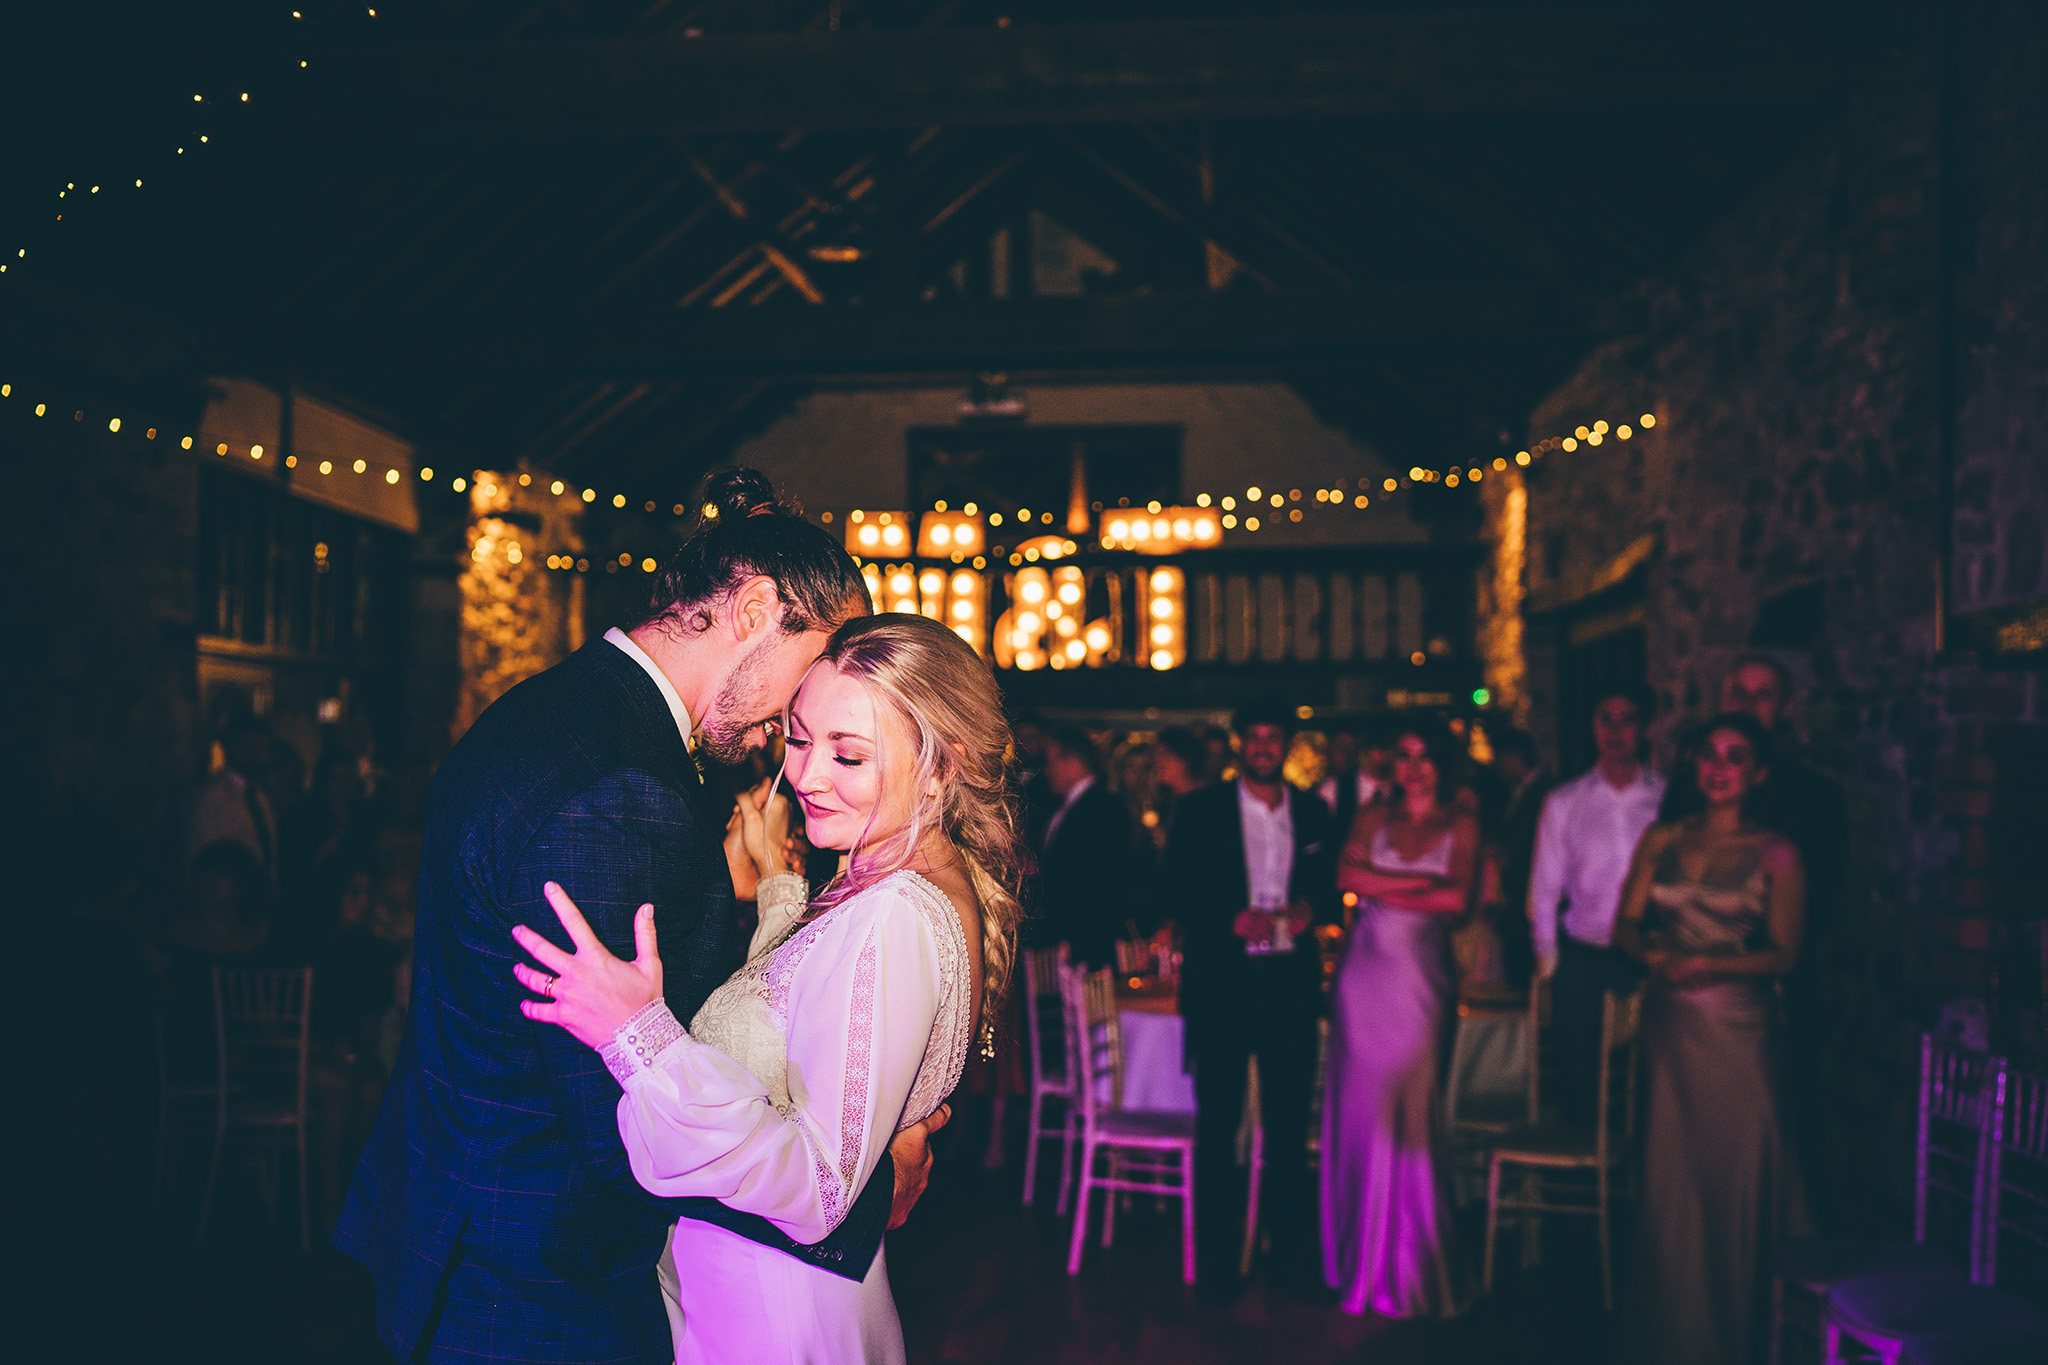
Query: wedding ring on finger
539 974 557 1000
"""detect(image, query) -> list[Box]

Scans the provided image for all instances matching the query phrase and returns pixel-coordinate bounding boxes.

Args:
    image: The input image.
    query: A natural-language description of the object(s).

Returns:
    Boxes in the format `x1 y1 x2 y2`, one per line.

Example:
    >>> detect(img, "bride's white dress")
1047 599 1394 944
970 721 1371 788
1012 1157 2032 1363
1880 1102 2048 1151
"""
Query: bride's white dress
597 869 972 1365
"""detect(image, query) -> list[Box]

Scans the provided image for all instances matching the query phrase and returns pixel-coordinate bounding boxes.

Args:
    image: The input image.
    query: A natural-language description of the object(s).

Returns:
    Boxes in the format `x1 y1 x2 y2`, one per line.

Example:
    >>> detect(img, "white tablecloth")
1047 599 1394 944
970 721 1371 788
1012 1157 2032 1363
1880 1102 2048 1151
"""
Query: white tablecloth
1114 1008 1197 1114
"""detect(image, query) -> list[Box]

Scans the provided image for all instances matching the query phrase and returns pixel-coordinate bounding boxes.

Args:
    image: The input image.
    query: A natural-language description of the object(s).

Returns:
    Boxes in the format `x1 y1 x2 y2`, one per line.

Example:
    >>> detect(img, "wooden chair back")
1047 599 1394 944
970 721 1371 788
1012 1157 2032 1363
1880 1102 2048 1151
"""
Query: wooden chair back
1023 944 1071 1088
1061 965 1124 1127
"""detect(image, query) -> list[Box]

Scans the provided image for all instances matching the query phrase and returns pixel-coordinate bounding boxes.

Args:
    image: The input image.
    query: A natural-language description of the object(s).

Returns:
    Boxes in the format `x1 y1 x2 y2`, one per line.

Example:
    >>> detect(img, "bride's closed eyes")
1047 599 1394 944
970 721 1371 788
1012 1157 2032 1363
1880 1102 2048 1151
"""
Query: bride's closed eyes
784 734 866 768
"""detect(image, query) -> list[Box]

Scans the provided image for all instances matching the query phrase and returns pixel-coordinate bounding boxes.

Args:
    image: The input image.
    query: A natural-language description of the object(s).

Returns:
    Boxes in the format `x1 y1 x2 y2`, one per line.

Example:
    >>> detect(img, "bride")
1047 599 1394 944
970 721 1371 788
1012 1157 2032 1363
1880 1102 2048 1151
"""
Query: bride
512 613 1022 1363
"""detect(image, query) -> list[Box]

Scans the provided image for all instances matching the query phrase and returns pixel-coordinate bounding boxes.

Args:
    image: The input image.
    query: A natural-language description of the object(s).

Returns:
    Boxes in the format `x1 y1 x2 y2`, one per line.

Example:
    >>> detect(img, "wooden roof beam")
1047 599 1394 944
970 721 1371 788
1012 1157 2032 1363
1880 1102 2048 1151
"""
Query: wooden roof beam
226 291 1624 381
262 9 1919 141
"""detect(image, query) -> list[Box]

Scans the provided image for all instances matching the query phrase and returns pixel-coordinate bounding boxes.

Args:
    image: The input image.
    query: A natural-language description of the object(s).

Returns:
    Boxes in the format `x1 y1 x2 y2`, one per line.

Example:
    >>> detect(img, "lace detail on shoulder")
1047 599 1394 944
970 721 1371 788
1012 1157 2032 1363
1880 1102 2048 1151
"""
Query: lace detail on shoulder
892 870 974 1131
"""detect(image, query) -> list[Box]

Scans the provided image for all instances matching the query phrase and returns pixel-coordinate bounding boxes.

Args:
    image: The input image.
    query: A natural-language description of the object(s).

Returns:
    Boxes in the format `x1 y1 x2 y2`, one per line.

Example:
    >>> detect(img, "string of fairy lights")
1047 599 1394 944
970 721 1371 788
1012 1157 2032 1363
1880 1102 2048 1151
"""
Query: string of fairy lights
2 369 1660 588
6 7 1661 512
2 8 386 280
7 7 1668 610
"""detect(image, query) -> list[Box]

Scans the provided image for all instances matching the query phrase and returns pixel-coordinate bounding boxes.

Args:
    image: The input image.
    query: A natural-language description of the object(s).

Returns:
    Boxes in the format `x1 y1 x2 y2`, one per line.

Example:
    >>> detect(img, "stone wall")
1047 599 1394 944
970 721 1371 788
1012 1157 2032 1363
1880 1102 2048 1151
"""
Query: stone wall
1477 3 2048 1227
455 469 587 740
1952 4 2048 615
2 394 203 902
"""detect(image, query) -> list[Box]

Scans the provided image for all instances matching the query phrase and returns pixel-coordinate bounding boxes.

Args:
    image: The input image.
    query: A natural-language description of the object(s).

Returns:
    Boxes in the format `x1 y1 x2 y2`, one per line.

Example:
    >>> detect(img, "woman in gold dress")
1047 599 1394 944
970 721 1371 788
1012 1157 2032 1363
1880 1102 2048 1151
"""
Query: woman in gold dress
1614 711 1808 1364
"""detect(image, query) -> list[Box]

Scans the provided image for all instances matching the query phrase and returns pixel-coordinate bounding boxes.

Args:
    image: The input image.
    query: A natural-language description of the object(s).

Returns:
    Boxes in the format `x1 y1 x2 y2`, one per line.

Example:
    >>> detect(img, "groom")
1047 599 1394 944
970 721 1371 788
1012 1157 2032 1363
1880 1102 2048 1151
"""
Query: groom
338 470 941 1364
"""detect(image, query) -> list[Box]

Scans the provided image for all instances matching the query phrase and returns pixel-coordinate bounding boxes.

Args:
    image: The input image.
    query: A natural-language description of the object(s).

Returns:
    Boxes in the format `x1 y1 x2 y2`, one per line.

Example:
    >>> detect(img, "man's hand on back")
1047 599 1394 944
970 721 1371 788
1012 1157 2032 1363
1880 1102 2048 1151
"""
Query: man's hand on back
885 1102 950 1230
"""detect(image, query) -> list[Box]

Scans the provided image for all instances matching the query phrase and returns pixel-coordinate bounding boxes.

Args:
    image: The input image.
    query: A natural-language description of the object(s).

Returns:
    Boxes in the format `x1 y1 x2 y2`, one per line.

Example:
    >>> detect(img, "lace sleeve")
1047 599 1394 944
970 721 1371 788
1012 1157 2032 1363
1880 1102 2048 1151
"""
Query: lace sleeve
747 871 808 963
612 880 946 1244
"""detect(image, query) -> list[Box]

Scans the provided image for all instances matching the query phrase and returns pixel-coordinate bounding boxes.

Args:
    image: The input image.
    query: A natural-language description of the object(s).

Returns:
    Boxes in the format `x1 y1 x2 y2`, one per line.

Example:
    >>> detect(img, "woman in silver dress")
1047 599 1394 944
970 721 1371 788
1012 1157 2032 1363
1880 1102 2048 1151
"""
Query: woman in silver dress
1321 718 1478 1317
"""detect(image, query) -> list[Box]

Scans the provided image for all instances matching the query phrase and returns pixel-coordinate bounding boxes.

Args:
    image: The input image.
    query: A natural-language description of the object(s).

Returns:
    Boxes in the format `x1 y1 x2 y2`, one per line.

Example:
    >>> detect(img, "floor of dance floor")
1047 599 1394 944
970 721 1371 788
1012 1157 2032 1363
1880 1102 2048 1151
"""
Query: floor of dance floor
70 1104 1626 1364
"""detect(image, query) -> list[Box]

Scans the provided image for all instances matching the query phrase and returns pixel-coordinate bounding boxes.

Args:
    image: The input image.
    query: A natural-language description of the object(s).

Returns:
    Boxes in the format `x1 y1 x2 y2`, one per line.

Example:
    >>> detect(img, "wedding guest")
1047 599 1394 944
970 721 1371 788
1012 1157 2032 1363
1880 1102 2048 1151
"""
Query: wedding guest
1488 728 1551 987
1149 725 1209 847
280 745 380 956
1314 724 1385 838
158 839 275 1086
1110 735 1158 834
1616 712 1807 1365
1201 725 1235 784
188 714 279 884
1153 727 1208 801
1660 652 1847 1226
1010 710 1055 853
1164 702 1338 1293
1321 718 1476 1317
311 866 404 1217
1528 688 1665 1125
1031 724 1134 965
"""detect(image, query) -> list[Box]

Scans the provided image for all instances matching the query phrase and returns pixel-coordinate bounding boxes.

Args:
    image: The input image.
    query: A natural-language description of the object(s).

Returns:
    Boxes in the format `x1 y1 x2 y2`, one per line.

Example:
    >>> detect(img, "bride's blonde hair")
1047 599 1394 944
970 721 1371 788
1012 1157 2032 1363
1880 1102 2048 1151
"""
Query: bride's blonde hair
794 613 1024 1019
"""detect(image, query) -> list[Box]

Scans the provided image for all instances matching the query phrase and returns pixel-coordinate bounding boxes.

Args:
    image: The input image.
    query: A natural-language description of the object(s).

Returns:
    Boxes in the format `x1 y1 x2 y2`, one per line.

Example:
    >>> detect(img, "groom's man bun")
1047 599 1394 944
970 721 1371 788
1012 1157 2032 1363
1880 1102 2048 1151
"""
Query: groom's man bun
638 466 869 637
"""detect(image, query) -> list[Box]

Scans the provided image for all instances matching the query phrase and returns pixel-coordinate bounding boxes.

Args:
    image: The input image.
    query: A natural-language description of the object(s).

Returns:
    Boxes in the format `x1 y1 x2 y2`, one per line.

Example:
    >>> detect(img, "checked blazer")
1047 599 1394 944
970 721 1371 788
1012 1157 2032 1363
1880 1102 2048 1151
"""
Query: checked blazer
335 640 893 1365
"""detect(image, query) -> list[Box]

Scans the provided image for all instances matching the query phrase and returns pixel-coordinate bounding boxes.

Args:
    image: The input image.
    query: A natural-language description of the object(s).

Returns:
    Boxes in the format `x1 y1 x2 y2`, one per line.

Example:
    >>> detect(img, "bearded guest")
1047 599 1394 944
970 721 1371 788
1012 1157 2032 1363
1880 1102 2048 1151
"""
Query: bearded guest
1163 702 1338 1293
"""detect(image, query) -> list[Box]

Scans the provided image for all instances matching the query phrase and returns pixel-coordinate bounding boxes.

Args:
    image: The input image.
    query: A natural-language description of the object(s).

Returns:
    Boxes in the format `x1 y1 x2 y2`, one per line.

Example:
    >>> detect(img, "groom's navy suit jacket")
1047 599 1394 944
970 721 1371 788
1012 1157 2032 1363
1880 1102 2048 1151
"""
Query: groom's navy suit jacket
336 641 892 1365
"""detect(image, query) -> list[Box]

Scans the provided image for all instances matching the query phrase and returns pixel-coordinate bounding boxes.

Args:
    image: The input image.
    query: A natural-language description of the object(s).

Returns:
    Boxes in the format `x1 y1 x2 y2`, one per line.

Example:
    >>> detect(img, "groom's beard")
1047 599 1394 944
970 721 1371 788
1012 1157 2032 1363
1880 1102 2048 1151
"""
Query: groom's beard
698 637 778 764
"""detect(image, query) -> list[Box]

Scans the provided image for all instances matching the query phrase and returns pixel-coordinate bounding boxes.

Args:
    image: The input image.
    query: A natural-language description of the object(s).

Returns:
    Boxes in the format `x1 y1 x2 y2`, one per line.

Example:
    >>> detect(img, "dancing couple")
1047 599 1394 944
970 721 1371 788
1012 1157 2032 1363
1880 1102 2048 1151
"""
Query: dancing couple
336 469 1024 1364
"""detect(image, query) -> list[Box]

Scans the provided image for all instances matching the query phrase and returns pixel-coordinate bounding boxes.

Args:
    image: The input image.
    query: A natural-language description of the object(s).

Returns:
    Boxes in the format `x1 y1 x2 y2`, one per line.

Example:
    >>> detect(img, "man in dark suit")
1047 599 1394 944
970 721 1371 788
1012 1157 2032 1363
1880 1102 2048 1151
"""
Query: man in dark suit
336 470 943 1365
1030 724 1134 966
1162 702 1338 1292
1489 727 1552 988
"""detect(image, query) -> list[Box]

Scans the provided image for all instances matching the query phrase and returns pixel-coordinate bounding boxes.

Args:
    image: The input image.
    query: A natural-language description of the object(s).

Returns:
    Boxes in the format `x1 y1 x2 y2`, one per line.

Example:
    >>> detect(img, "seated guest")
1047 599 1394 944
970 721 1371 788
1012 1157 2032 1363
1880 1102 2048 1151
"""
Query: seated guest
157 839 275 1085
311 866 404 1216
1322 718 1477 1317
1529 687 1665 1126
187 715 279 886
1164 702 1337 1292
1030 724 1133 966
279 745 380 957
1616 713 1807 1365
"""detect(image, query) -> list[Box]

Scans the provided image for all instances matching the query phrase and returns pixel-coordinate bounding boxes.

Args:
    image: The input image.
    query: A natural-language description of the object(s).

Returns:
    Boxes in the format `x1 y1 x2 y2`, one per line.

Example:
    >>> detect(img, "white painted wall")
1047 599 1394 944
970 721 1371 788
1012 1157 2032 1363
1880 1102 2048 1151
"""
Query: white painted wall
730 380 1430 547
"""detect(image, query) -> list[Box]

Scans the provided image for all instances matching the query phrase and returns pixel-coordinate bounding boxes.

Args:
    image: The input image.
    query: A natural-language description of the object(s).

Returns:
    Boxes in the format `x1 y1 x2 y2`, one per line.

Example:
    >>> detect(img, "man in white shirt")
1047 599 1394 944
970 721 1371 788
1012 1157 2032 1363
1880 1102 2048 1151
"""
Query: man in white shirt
1529 688 1665 1125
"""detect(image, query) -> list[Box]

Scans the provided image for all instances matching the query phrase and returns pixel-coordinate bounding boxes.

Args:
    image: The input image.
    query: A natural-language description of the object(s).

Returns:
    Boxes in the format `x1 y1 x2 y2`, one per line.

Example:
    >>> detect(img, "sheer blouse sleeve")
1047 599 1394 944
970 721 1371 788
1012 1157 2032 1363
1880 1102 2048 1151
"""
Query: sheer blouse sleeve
602 882 944 1245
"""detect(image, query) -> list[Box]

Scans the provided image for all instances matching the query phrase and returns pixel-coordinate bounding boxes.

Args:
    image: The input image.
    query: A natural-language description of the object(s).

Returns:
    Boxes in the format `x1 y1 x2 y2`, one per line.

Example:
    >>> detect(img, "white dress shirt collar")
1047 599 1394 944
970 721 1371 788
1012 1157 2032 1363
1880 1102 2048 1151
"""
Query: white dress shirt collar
605 627 694 749
1237 778 1296 910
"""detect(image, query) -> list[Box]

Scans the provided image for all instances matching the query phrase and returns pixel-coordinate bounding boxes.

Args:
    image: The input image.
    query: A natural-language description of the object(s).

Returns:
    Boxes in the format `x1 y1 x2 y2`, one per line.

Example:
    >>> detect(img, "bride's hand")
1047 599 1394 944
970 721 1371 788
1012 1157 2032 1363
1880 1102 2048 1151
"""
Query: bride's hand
512 881 664 1049
724 807 762 902
735 781 797 879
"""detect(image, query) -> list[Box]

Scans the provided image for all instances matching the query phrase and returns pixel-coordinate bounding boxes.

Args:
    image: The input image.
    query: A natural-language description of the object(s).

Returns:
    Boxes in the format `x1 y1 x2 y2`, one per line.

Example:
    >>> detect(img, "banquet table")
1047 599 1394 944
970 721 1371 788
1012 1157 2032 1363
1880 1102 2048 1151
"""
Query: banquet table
1100 979 1192 1113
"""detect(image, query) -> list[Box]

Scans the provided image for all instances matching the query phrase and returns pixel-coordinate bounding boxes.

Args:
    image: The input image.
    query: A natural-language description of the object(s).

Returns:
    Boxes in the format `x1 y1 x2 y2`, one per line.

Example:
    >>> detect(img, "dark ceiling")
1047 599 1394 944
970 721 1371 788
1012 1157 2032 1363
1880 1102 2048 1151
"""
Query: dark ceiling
1 1 1924 504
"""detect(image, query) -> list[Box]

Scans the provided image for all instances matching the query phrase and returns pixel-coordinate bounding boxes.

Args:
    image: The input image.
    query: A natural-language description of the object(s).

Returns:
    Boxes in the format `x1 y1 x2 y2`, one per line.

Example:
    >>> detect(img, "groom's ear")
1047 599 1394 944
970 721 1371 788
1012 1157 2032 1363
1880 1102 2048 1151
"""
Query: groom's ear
728 575 782 641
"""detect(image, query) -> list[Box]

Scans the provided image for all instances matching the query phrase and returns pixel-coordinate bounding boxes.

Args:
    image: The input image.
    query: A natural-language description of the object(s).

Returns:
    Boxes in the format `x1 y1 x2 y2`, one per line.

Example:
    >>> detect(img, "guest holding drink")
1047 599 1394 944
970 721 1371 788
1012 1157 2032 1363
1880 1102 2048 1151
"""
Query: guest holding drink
1164 702 1338 1294
1321 718 1477 1318
1615 712 1807 1365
